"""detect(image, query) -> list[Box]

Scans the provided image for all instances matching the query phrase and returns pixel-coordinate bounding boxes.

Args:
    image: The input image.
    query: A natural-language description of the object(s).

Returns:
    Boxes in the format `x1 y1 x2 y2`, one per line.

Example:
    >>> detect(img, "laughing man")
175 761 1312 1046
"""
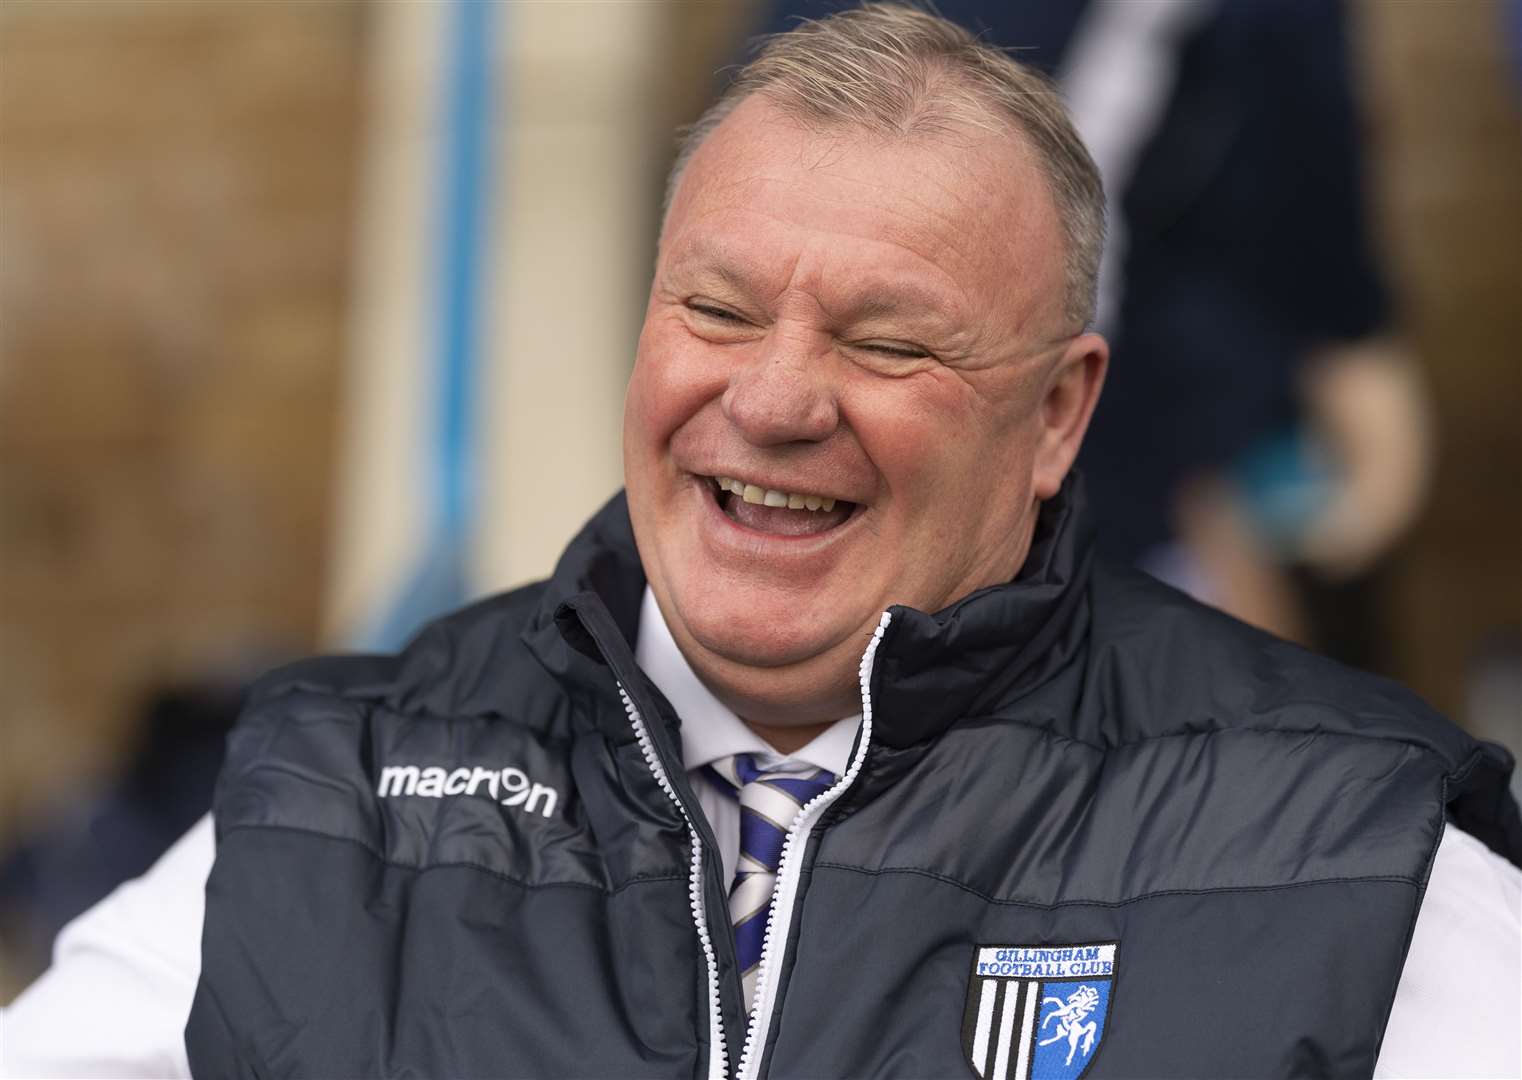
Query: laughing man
4 5 1519 1079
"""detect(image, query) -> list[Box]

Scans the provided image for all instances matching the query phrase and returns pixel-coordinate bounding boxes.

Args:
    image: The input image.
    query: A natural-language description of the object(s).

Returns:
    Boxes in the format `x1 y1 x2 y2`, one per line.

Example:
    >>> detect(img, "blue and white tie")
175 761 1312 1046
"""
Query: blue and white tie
706 754 836 1011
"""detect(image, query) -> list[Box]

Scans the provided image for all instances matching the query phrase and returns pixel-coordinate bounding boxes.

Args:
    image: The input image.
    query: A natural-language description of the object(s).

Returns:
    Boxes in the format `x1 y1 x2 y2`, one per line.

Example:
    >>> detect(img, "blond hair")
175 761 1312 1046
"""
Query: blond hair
665 2 1105 329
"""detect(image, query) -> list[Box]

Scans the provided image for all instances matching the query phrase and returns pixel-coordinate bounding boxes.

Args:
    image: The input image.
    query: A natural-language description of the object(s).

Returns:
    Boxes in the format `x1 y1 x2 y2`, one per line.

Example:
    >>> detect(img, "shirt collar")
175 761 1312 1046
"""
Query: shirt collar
635 586 860 777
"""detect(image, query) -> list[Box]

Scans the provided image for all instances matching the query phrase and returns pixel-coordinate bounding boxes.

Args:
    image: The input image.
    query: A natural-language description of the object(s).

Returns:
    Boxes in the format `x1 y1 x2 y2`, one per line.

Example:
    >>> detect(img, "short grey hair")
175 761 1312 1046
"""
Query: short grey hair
664 2 1106 330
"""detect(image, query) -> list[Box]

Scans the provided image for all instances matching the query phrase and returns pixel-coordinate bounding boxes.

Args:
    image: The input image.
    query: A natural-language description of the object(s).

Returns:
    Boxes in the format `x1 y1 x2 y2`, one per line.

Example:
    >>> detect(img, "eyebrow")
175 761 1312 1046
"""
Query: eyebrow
704 259 756 297
845 286 960 325
662 237 763 292
666 242 965 331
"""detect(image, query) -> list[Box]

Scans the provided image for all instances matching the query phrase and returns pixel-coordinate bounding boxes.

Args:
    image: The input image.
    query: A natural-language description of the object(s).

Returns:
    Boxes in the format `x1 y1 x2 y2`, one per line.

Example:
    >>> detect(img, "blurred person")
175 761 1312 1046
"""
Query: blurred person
1064 0 1432 664
0 682 242 981
754 0 1432 661
4 6 1519 1078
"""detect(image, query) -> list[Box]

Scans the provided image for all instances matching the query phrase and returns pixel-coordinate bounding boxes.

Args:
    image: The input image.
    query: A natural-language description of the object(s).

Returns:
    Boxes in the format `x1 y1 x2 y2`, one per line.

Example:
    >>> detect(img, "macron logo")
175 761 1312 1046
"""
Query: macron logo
377 764 559 819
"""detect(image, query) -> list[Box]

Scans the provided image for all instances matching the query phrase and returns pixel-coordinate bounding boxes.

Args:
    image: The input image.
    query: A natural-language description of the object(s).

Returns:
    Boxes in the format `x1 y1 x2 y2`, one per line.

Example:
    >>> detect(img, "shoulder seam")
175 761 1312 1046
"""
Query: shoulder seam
239 688 579 735
217 821 684 896
954 714 1461 761
810 860 1421 909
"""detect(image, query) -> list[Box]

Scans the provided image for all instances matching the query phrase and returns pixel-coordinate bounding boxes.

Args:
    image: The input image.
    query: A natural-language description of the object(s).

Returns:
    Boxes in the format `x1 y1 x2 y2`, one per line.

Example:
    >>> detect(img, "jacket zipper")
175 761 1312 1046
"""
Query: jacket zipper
617 682 730 1080
734 610 893 1080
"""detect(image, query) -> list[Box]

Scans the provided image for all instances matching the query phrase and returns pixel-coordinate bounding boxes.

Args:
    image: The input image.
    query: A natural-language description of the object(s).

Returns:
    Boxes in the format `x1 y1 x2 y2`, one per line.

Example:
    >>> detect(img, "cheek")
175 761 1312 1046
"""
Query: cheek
851 377 1009 502
626 317 726 459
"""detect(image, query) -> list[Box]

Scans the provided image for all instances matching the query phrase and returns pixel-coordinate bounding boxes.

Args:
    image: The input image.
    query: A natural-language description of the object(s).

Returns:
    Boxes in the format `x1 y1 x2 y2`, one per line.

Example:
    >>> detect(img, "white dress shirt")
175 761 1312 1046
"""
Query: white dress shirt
3 591 1518 1078
634 587 861 886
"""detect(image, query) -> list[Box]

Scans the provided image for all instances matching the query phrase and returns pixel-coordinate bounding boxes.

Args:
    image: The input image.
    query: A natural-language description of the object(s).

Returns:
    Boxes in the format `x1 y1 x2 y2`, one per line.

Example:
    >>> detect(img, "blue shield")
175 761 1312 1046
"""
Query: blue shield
962 942 1117 1080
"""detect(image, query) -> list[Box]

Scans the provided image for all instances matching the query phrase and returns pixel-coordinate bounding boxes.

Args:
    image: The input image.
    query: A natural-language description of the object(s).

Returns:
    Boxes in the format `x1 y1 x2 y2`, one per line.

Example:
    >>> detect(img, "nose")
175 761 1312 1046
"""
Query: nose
721 328 839 446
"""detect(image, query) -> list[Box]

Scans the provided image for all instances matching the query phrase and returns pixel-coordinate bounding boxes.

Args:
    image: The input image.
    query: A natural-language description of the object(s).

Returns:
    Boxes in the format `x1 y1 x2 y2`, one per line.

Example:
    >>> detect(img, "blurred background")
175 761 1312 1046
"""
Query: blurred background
0 0 1517 1000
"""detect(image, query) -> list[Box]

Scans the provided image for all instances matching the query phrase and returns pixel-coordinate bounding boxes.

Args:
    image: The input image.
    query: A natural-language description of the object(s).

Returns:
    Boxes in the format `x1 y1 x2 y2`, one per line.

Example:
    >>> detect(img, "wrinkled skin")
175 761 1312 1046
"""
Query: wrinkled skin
624 96 1107 747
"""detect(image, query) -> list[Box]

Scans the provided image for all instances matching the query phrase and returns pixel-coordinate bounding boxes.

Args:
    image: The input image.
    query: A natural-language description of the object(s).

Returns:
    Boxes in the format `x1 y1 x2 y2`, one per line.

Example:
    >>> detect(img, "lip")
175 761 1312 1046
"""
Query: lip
688 472 869 557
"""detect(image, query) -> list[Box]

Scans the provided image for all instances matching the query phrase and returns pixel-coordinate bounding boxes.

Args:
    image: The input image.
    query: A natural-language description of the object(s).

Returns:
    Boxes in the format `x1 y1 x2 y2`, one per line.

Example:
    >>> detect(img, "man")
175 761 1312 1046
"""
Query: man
5 6 1519 1078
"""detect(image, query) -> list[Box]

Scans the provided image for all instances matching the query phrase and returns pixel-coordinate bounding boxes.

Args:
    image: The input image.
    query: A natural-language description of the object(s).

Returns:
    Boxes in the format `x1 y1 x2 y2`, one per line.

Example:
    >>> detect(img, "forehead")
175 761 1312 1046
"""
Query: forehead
660 96 1065 327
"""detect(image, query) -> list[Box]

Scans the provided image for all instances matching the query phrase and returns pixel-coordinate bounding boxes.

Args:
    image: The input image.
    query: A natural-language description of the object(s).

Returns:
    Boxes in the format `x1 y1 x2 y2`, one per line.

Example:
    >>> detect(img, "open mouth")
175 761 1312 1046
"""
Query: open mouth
706 475 858 537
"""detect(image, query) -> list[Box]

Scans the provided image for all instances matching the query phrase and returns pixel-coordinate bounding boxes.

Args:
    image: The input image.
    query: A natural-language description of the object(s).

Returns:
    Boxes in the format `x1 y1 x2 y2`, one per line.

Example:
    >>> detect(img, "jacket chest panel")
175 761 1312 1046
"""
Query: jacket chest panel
824 720 1445 906
191 826 709 1078
220 697 699 891
764 864 1417 1079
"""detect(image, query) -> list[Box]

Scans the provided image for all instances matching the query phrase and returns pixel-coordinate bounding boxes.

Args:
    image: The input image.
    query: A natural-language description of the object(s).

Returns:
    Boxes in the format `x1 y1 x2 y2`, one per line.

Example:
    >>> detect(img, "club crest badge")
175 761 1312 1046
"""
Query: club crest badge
962 942 1117 1080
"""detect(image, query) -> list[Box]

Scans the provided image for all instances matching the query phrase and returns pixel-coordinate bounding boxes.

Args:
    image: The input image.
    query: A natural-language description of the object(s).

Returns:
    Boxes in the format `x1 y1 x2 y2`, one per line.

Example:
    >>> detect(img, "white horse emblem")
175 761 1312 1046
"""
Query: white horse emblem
1038 985 1101 1066
964 943 1115 1079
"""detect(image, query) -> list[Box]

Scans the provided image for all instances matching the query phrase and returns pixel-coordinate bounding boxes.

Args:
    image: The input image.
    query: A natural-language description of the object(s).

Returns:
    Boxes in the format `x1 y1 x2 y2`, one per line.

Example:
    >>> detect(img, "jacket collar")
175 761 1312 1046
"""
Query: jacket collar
525 476 1094 749
521 491 647 740
870 476 1094 748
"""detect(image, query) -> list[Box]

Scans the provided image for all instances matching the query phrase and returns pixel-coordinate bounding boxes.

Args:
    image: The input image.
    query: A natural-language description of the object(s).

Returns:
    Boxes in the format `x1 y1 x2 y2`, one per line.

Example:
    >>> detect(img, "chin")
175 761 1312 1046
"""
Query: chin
686 611 867 725
669 574 860 662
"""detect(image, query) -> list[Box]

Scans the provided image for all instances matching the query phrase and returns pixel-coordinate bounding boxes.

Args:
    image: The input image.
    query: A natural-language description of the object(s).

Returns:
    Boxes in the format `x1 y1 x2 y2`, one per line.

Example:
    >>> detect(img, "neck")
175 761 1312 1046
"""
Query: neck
743 716 836 755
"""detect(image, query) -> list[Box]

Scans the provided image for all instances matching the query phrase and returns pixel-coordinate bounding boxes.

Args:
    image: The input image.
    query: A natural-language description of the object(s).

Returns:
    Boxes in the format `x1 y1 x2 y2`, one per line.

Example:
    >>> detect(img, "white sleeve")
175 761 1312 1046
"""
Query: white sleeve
1374 824 1522 1080
0 813 213 1080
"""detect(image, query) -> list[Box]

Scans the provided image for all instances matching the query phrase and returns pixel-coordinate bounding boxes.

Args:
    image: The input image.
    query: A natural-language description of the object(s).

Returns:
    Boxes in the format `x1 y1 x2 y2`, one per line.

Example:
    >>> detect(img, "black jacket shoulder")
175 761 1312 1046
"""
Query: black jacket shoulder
1084 560 1520 862
1086 560 1455 752
248 581 546 706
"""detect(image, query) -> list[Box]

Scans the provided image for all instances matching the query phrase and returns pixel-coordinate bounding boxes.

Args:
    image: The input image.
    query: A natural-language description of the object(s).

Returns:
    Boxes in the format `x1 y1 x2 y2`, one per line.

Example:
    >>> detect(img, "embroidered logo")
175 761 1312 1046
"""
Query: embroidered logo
962 942 1116 1080
376 764 560 818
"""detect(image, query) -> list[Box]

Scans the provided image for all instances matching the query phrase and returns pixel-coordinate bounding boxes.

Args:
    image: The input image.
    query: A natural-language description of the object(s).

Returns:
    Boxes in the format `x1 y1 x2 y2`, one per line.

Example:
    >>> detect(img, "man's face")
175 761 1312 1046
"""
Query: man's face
624 96 1103 726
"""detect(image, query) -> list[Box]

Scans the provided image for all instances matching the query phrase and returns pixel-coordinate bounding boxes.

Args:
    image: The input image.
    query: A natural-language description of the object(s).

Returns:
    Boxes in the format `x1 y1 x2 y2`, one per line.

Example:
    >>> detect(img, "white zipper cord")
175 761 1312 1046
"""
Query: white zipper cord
734 610 893 1080
618 683 729 1080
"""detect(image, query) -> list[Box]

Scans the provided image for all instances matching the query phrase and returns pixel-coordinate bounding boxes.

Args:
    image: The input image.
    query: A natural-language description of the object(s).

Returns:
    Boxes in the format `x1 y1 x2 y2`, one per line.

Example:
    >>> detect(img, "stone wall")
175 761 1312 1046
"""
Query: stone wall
0 1 364 835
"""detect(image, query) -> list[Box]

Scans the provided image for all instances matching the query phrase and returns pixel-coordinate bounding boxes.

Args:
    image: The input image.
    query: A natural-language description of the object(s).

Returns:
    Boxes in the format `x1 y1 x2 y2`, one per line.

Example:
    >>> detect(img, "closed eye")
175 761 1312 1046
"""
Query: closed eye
854 340 932 360
686 300 749 324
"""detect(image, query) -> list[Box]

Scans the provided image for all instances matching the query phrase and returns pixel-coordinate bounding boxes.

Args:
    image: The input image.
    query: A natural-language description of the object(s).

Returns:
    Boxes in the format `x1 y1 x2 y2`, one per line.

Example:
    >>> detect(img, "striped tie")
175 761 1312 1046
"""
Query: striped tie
705 754 836 1011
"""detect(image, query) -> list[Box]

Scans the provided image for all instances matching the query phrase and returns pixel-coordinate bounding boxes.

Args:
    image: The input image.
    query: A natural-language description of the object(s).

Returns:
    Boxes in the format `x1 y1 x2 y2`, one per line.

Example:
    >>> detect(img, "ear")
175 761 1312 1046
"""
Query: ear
1031 332 1108 500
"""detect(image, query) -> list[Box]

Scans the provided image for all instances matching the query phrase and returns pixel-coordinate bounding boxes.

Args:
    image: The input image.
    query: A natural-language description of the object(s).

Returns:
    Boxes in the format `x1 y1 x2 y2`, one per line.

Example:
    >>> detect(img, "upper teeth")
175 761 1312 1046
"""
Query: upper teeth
714 476 837 512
